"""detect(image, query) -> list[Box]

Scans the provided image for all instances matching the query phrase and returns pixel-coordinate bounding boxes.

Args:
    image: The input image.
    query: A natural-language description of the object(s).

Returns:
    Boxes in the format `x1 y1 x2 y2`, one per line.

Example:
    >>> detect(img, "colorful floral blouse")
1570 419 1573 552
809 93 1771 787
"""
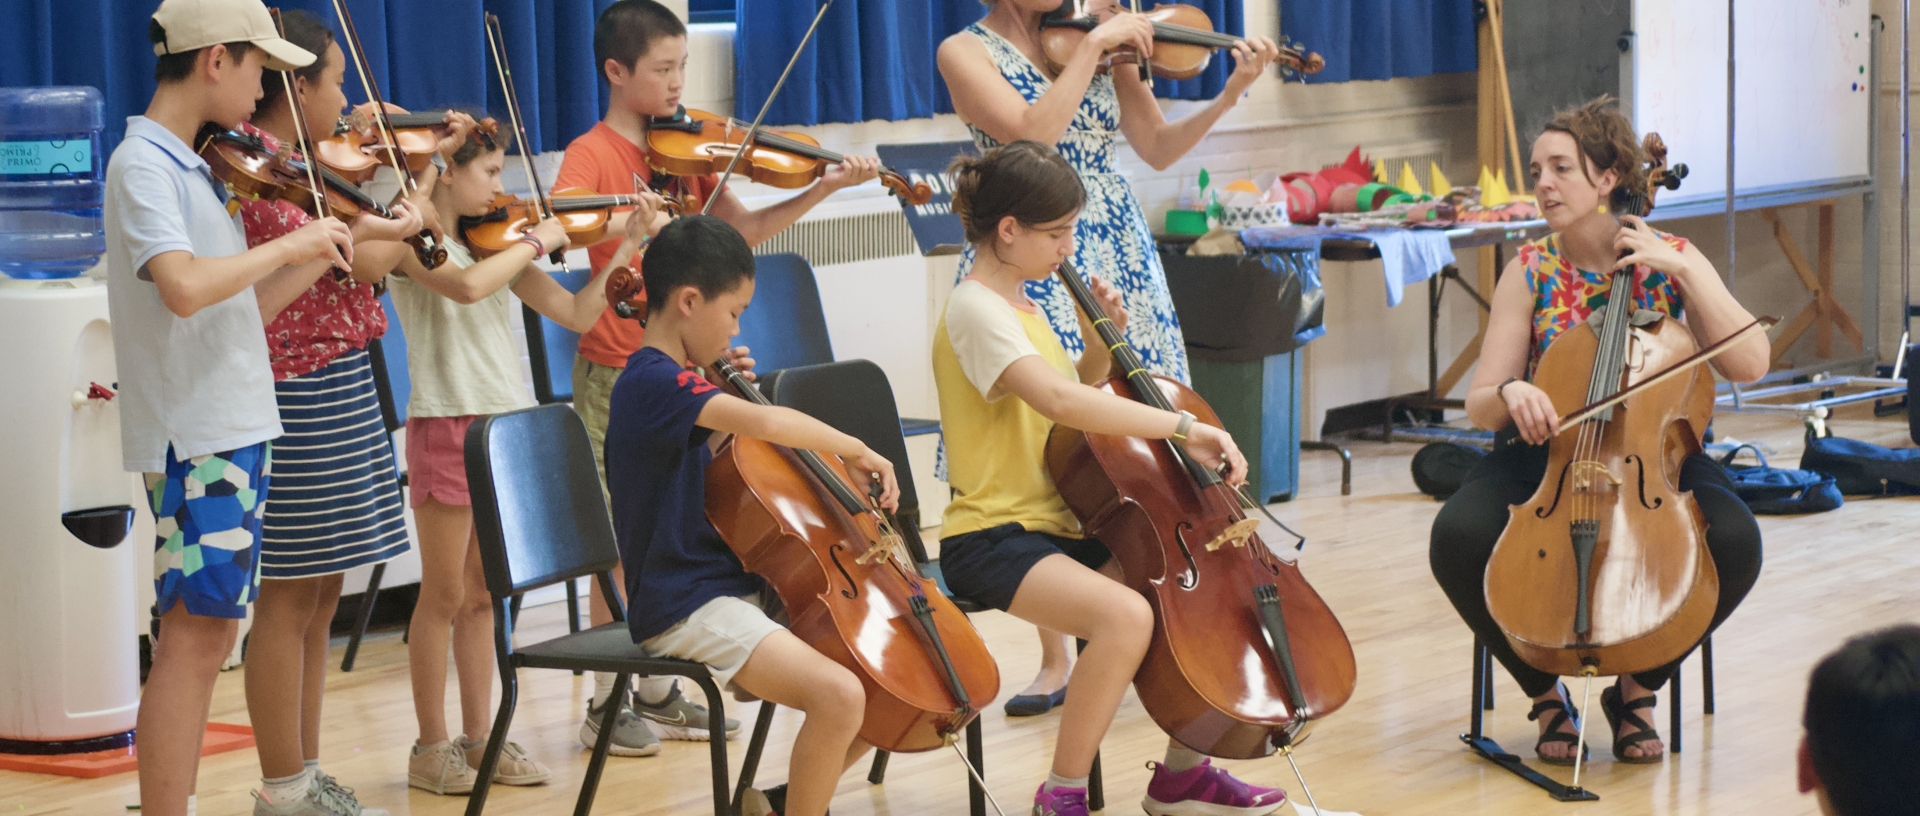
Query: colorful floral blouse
1521 230 1689 376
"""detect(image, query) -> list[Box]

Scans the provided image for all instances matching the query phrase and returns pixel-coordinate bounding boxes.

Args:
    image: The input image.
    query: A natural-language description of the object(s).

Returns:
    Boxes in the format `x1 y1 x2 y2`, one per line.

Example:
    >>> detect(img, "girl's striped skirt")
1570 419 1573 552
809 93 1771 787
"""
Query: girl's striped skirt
260 348 410 578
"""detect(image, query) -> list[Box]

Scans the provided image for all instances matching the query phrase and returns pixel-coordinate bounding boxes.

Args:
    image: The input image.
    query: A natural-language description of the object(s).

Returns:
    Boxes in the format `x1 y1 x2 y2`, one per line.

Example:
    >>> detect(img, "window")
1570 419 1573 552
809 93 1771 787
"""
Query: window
688 0 733 24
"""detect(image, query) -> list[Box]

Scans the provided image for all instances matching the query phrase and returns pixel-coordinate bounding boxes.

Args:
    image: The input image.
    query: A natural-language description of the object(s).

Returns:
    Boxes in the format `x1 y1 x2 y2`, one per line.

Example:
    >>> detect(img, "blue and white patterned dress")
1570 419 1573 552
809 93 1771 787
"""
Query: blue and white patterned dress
958 22 1190 384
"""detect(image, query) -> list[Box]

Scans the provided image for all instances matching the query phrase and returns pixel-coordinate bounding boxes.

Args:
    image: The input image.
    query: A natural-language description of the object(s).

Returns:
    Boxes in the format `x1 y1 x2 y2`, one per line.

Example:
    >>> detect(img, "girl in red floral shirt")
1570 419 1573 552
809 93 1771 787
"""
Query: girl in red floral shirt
234 11 460 816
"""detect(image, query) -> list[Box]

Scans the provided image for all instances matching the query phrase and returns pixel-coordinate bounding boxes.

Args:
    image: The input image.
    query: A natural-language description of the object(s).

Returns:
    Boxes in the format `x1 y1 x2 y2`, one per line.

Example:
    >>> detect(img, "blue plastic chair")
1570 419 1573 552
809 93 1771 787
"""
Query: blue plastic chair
524 267 594 405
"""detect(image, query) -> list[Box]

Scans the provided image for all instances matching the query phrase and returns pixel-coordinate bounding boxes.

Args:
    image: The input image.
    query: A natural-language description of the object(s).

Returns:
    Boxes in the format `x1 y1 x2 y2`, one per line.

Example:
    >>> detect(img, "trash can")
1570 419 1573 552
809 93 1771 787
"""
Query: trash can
1163 244 1324 503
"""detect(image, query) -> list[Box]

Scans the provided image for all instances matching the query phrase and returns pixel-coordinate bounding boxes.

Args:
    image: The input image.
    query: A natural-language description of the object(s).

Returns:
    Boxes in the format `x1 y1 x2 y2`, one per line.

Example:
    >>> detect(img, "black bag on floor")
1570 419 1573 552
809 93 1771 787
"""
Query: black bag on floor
1412 442 1487 500
1716 445 1843 514
1799 432 1920 496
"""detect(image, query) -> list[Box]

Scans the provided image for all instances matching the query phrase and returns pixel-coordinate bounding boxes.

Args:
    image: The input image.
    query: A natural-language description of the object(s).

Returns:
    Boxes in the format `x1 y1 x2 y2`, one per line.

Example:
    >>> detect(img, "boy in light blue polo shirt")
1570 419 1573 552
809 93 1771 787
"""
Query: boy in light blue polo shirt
105 1 363 815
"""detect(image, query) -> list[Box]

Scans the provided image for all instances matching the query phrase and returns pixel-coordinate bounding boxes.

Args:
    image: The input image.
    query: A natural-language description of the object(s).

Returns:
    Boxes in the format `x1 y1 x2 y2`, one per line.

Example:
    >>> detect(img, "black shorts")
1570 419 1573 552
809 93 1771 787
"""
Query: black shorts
938 523 1111 612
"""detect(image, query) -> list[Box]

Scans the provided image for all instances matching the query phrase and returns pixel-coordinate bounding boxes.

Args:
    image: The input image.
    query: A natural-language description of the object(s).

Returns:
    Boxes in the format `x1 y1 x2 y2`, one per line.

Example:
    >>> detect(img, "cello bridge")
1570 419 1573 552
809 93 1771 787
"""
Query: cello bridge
1568 460 1621 491
1203 518 1262 552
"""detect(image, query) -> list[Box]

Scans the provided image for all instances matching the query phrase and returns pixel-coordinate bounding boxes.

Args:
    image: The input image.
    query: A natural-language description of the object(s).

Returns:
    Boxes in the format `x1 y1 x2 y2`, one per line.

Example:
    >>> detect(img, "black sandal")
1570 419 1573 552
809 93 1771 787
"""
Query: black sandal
1527 684 1588 766
1600 684 1665 764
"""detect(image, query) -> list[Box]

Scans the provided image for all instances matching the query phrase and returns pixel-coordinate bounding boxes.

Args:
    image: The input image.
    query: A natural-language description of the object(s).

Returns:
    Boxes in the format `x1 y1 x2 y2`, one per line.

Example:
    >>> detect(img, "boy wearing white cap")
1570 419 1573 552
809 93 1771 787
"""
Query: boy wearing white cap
106 1 371 815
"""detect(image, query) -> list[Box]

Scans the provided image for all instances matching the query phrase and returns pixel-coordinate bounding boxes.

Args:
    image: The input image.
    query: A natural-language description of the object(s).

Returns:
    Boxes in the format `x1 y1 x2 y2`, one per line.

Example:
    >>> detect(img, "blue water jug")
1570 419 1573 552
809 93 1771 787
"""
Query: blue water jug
0 87 106 279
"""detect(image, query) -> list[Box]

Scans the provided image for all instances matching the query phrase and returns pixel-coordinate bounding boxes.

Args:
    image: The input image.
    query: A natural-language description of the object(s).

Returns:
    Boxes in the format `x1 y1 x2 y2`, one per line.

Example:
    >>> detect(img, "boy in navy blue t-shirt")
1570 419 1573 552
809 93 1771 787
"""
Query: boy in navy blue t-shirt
604 215 898 816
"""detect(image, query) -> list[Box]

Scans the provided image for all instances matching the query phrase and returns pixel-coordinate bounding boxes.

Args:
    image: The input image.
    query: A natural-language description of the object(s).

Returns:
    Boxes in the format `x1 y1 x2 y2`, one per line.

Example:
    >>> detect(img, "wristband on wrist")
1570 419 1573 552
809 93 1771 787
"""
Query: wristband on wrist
1171 410 1196 442
517 234 546 258
1496 376 1521 403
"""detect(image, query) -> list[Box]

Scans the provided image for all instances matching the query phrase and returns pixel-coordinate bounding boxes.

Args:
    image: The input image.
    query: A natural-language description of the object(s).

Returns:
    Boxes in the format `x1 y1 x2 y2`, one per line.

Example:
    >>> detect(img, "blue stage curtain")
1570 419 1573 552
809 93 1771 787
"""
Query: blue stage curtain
1280 0 1477 84
0 0 614 154
739 0 1244 127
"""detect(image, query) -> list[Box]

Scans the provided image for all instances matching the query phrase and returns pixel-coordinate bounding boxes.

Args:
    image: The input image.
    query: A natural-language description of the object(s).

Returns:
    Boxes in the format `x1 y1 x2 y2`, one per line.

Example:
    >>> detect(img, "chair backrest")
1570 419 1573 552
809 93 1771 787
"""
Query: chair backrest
523 267 594 404
757 360 930 561
466 404 623 602
373 293 412 428
734 252 833 374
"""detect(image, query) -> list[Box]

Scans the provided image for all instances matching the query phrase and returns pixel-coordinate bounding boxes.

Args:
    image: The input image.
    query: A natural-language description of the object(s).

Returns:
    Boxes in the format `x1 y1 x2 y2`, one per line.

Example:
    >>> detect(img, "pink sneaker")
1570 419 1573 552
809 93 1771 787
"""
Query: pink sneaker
1033 783 1091 816
1141 760 1287 816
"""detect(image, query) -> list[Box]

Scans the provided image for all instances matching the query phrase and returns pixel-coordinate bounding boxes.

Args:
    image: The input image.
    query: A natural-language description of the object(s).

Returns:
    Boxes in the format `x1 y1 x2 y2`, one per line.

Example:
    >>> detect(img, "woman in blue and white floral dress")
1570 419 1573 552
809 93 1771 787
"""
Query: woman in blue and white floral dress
940 0 1279 384
936 4 1285 811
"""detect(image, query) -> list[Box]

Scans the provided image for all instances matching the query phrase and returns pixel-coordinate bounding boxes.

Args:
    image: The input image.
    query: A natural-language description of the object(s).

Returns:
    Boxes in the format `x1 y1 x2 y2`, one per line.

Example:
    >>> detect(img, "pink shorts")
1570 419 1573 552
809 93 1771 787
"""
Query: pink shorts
405 415 479 508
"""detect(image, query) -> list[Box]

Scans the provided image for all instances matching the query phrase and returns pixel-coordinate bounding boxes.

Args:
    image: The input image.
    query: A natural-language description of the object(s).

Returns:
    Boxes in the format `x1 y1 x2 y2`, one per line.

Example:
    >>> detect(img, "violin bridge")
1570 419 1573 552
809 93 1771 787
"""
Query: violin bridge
1203 518 1262 552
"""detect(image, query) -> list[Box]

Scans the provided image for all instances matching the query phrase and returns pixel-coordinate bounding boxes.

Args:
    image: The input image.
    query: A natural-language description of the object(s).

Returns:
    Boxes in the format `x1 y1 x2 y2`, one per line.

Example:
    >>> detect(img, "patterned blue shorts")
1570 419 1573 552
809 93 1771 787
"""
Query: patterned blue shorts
145 443 273 619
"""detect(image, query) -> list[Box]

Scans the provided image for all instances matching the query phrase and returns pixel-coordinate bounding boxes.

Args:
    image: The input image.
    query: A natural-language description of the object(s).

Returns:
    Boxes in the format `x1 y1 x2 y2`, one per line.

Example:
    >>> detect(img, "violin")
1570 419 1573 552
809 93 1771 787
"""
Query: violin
702 357 1001 753
199 127 446 269
1484 134 1718 681
604 265 646 320
646 107 932 205
315 108 500 185
1039 1 1324 81
460 189 651 258
1043 260 1355 758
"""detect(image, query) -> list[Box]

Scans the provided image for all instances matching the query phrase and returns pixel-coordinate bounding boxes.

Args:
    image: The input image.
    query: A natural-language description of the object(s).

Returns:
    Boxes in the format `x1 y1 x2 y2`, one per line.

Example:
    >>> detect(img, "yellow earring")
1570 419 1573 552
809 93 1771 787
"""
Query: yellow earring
1597 202 1609 214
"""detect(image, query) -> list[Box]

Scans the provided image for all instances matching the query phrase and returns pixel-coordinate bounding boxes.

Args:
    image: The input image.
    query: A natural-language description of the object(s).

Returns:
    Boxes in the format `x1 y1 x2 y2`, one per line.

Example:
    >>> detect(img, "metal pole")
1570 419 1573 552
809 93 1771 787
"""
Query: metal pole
1725 0 1736 287
1903 0 1912 340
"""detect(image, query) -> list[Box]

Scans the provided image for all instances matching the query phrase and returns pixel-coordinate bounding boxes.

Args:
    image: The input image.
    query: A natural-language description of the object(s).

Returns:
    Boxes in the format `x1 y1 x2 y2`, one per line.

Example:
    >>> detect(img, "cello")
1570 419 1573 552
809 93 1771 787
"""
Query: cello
1482 134 1770 791
1041 259 1354 802
701 357 1004 768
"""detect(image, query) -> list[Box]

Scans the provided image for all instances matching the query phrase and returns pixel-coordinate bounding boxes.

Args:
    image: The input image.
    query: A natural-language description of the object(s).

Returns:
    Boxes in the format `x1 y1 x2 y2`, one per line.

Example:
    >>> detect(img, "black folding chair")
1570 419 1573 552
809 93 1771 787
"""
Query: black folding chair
462 404 733 816
757 359 993 816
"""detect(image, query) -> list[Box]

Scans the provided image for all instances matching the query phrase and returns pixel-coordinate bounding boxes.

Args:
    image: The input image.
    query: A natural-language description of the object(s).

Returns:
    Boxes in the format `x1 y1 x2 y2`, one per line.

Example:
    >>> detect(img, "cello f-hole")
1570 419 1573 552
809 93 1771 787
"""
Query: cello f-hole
1173 522 1202 590
1625 454 1664 510
828 544 860 599
1535 462 1574 518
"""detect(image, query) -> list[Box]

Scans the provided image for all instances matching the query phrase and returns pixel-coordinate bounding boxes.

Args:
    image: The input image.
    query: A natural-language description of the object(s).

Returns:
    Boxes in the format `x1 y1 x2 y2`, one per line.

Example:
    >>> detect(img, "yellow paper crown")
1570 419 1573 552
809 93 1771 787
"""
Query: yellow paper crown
1430 161 1452 195
1395 163 1425 197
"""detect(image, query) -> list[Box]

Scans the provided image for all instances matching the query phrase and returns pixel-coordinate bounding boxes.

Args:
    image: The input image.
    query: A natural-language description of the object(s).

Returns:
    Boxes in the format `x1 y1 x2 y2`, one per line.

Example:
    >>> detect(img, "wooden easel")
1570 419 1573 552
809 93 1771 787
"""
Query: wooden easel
1430 0 1526 400
1760 202 1865 364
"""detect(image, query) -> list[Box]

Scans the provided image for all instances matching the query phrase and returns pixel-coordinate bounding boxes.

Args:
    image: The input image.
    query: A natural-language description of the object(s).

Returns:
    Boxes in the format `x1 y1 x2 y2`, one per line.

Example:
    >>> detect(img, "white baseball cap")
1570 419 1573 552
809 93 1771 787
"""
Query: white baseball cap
151 0 316 72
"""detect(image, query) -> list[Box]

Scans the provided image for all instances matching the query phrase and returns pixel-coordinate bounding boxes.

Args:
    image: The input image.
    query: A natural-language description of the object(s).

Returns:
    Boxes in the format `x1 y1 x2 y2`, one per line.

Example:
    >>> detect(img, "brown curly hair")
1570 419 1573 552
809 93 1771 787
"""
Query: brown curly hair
949 140 1085 245
1540 95 1646 212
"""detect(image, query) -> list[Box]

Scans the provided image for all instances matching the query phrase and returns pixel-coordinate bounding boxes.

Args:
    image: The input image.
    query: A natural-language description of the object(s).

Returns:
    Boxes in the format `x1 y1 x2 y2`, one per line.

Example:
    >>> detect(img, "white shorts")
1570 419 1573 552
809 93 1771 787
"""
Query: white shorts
640 590 787 693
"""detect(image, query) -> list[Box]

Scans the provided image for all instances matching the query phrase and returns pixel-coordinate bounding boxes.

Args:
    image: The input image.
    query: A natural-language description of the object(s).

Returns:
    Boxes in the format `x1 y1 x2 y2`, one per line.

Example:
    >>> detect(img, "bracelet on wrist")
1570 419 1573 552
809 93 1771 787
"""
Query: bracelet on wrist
1171 410 1196 442
1495 376 1521 403
517 234 546 258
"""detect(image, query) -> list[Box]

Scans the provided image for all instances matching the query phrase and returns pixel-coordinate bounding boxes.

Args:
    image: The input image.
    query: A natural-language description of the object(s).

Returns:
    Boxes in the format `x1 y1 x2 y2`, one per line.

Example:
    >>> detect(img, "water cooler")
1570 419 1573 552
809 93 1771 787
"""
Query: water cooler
0 86 140 755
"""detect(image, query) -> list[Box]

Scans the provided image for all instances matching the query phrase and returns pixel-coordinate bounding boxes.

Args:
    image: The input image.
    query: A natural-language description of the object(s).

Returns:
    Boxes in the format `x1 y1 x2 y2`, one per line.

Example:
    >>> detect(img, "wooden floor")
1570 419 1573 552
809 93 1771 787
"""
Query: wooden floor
5 405 1917 816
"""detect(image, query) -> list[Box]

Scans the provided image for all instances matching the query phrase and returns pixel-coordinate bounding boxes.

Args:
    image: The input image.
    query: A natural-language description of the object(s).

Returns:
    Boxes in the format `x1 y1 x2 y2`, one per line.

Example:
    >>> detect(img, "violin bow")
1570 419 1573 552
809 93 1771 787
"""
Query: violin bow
483 12 568 269
1548 316 1777 434
329 0 413 194
269 7 348 278
703 0 834 216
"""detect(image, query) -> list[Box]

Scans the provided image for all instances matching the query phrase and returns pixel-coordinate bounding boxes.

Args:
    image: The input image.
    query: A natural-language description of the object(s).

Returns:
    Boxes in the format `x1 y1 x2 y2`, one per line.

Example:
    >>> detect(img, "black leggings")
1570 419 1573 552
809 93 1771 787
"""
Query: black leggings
1428 435 1763 698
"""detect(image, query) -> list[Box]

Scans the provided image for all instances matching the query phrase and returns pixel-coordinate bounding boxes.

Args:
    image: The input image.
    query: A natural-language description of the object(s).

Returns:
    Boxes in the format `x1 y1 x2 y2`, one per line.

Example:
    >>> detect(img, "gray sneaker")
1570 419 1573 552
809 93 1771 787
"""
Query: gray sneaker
252 776 382 816
310 771 387 816
633 685 742 741
580 688 662 757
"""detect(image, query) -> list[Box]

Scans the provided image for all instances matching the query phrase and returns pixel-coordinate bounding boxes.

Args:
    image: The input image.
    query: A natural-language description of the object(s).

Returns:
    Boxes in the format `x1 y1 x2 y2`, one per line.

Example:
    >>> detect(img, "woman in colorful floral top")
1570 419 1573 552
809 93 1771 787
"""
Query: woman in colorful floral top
1431 97 1768 769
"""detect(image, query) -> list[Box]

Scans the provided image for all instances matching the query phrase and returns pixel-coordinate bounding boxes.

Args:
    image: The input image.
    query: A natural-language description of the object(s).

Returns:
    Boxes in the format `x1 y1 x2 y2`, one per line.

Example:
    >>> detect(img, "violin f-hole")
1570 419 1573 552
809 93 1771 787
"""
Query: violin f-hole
828 544 860 599
1535 462 1573 518
1173 522 1201 590
1626 454 1663 509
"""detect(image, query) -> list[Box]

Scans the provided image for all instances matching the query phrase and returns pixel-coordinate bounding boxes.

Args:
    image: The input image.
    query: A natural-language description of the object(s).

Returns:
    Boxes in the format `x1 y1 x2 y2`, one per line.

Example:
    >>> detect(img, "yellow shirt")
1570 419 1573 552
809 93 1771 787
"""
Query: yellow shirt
933 279 1083 539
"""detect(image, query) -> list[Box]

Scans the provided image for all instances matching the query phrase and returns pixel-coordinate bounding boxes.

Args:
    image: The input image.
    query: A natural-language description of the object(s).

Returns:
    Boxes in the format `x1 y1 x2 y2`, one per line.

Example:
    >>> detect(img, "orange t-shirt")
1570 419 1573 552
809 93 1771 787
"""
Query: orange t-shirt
556 122 720 368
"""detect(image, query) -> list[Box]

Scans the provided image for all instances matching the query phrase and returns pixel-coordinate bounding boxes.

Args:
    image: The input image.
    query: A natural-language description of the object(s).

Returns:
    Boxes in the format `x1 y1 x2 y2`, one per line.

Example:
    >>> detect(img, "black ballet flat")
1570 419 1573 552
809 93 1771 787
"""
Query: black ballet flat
1003 687 1067 717
1528 684 1589 766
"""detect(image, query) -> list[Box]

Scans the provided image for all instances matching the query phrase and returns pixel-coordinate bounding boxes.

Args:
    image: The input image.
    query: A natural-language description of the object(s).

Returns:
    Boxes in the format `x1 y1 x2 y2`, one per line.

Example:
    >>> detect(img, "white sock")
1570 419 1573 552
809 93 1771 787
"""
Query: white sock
1043 772 1089 792
303 758 321 777
185 794 197 816
633 676 677 708
261 770 310 805
1163 744 1205 773
592 672 620 709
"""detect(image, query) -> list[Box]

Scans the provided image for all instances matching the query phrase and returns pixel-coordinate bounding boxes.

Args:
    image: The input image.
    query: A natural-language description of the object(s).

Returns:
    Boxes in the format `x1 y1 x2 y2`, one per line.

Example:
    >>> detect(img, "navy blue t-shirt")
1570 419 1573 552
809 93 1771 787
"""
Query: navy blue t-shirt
606 347 763 643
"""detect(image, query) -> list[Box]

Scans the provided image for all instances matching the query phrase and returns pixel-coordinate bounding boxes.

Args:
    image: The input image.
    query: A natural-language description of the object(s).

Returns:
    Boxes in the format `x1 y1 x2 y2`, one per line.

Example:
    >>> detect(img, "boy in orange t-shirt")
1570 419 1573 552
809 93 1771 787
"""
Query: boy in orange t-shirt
553 0 879 756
